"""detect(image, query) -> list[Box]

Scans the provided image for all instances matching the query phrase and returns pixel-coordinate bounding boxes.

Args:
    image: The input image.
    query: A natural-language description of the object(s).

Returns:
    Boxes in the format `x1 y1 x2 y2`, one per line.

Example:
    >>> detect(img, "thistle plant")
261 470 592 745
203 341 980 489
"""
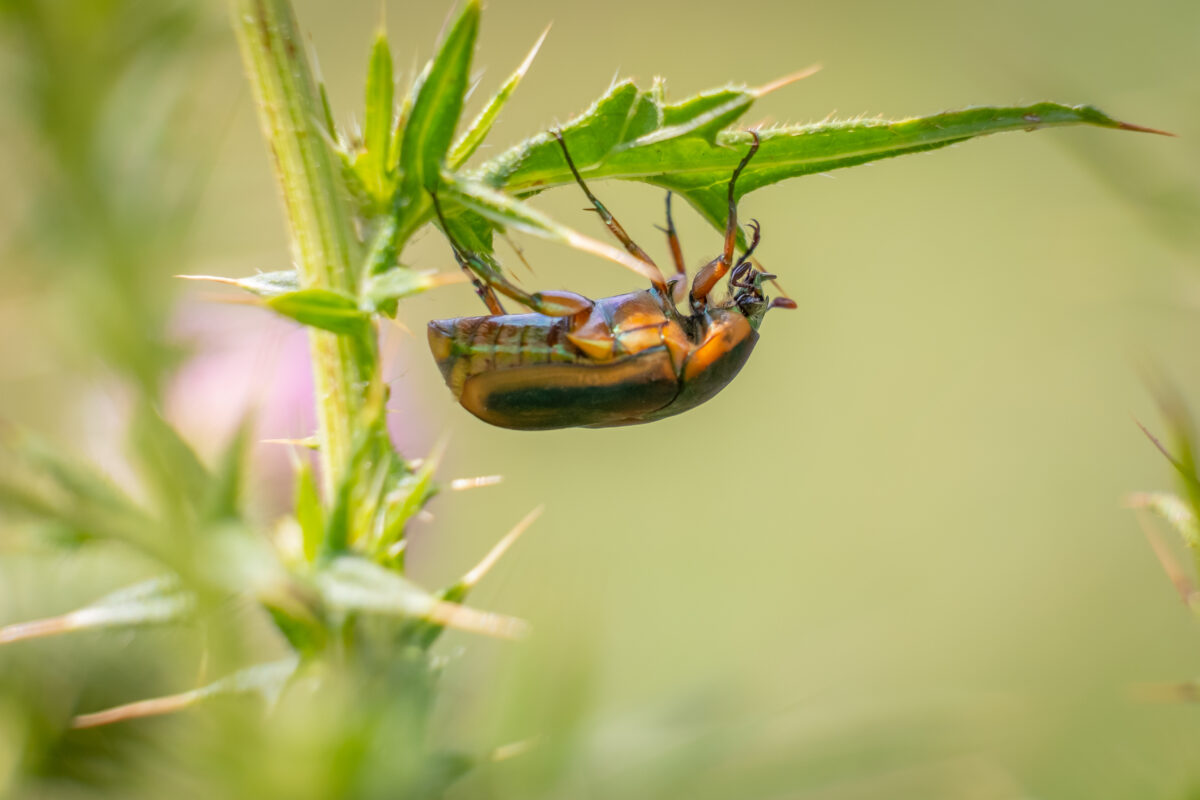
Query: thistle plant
1128 390 1200 702
0 0 1168 795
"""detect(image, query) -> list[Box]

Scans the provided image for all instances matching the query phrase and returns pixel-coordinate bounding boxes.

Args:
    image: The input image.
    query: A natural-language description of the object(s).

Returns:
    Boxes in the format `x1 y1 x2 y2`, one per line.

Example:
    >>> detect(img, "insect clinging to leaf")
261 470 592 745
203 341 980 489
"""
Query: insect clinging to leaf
427 130 795 430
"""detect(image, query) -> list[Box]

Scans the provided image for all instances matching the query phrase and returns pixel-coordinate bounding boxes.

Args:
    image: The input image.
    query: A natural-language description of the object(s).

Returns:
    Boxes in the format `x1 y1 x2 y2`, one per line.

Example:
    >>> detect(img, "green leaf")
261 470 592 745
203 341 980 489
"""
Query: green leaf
316 556 527 639
397 0 479 210
0 438 157 553
1130 491 1200 550
178 271 300 298
372 441 443 562
448 25 548 169
441 174 666 286
72 657 299 729
129 401 211 527
203 417 252 524
475 79 1166 240
266 288 370 336
9 434 144 523
0 577 192 645
293 457 324 563
361 267 463 310
362 29 395 198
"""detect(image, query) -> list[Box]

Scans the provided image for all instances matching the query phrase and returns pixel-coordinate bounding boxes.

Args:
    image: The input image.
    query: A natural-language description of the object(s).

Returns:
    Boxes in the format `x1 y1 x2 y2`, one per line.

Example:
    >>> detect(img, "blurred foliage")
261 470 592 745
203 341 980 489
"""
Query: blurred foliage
0 0 206 395
0 0 1193 798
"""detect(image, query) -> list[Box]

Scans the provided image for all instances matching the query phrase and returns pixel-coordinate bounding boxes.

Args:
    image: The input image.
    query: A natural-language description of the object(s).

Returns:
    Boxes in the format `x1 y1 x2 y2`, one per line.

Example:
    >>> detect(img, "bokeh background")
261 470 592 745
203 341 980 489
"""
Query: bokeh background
2 0 1199 797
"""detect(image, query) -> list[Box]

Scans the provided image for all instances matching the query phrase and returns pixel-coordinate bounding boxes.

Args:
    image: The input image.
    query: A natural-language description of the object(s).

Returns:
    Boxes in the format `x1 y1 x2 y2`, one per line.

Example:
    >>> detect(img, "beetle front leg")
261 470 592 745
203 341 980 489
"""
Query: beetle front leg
689 132 760 314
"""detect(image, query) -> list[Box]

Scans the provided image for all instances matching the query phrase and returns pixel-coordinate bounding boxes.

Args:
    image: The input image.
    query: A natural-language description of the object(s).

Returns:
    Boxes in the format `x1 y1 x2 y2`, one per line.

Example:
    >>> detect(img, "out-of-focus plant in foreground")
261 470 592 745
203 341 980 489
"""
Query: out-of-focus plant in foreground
1128 386 1200 702
0 0 1167 795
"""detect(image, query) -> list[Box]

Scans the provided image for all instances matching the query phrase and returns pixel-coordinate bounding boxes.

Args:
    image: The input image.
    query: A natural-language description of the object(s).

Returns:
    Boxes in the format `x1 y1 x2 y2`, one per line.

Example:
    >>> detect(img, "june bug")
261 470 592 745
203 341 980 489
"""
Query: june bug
428 132 794 430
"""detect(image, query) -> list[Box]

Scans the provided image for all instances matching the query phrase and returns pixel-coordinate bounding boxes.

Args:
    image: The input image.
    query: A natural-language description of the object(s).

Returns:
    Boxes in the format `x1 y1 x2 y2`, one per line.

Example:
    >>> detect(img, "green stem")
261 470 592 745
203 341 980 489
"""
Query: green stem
231 0 366 497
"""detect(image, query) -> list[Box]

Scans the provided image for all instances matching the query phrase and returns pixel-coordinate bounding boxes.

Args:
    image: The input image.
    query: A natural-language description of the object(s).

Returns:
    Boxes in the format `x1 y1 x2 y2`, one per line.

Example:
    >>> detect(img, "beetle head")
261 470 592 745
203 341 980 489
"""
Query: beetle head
728 260 796 329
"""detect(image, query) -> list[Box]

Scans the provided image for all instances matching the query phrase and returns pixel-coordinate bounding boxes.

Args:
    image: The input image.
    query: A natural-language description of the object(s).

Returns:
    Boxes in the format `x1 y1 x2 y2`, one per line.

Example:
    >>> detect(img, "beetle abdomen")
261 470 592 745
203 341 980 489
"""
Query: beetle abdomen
428 314 577 398
429 312 682 430
460 347 679 430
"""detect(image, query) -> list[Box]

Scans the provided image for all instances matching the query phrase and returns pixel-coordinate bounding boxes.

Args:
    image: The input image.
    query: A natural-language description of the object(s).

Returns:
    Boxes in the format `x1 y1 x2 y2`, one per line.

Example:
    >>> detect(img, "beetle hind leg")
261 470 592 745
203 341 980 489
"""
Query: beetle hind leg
432 192 594 318
552 130 670 298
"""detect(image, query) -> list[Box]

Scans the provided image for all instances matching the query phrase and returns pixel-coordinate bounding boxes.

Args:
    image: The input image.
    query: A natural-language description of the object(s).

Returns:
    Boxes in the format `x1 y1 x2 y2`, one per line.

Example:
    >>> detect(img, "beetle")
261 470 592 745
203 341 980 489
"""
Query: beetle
427 131 795 430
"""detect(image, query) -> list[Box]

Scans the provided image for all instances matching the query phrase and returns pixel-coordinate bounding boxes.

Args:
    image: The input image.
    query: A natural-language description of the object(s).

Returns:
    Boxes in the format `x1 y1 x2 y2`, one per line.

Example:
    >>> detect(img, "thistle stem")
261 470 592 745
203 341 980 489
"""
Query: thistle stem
231 0 367 497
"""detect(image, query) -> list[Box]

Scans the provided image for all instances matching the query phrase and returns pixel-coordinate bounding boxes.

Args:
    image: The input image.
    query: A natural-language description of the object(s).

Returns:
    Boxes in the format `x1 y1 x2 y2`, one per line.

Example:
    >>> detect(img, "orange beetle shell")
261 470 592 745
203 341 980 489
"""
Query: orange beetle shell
428 290 758 430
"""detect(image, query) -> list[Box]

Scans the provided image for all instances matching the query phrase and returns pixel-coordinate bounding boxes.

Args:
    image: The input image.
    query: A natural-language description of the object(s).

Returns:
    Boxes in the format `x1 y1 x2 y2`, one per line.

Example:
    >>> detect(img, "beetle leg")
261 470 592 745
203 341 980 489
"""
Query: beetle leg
661 192 688 304
449 243 507 315
432 191 594 318
727 220 762 291
431 192 507 313
552 130 670 298
688 131 760 314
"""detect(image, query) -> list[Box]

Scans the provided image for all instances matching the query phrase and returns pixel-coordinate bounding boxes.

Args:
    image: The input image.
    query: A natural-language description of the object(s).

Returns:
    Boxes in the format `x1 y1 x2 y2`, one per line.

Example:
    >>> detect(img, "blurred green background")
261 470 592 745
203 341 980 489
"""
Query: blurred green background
2 0 1200 797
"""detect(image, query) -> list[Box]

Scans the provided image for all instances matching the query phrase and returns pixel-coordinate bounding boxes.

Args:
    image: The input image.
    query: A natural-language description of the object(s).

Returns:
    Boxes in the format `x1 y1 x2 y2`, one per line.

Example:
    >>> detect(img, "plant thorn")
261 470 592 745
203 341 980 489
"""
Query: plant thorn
755 64 822 98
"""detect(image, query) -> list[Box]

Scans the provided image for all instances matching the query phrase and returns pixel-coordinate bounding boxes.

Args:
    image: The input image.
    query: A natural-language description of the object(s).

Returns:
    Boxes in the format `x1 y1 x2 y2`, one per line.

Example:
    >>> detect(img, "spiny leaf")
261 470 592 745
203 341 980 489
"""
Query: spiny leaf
0 441 157 554
178 271 300 298
372 439 445 562
0 577 192 645
474 79 1167 241
441 173 666 286
129 401 211 525
361 267 465 310
293 456 323 563
361 28 395 199
8 434 144 522
448 25 548 169
266 288 370 336
316 556 528 640
397 0 479 214
412 506 540 649
203 417 253 523
1128 492 1200 550
72 657 298 729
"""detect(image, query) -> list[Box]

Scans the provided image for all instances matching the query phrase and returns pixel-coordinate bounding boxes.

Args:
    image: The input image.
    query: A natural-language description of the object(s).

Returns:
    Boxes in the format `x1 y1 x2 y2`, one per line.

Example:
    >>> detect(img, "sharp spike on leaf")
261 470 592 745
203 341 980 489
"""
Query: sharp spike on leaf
424 599 530 640
177 271 300 299
1 615 80 645
0 577 191 645
1134 511 1199 609
1115 120 1176 137
1126 491 1200 549
491 739 537 762
462 505 542 590
449 24 549 168
754 64 822 97
449 474 503 491
1134 417 1183 471
442 176 668 286
317 556 527 639
71 657 297 729
262 436 320 449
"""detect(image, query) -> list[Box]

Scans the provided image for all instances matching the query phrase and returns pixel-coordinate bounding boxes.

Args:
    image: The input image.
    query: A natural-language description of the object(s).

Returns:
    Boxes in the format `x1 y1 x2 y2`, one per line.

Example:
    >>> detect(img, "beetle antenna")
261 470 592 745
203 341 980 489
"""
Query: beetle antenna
748 256 793 305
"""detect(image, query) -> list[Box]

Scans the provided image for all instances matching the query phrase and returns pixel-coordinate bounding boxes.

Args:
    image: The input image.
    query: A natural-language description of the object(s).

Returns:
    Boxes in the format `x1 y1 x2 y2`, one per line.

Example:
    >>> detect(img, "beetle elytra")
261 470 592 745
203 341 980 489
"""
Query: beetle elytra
428 131 794 430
